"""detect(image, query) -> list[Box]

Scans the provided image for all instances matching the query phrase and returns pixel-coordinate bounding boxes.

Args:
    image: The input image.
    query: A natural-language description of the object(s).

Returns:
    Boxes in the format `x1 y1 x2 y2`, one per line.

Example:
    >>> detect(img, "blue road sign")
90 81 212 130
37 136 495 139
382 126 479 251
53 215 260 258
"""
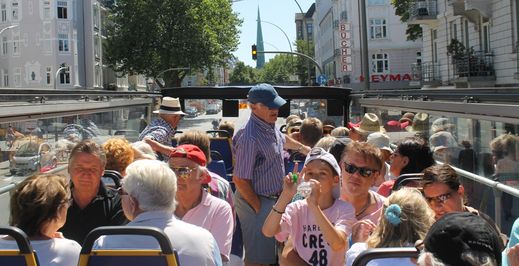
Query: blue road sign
317 74 327 85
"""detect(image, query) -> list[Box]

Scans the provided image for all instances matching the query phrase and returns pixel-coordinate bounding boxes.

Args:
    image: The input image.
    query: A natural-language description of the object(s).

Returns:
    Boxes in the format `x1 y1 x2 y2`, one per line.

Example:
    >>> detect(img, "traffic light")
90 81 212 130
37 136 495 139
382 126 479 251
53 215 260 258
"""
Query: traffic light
252 44 257 60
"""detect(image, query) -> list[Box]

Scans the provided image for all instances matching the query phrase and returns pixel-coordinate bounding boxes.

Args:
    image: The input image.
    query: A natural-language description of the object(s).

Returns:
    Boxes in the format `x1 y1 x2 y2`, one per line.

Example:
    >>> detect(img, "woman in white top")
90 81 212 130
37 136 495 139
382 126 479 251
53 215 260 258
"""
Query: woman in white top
346 187 435 266
0 174 81 266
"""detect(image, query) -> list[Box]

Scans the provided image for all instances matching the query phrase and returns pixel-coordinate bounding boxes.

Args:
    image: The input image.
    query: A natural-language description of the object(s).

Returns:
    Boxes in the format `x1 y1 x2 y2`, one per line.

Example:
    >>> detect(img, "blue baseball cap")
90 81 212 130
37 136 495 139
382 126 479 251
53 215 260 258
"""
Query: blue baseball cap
247 83 286 109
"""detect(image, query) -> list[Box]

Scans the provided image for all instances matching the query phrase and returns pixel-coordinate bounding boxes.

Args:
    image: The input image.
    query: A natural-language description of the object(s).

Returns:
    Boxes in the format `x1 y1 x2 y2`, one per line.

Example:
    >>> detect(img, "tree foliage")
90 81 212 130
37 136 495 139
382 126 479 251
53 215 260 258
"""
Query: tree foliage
295 39 315 86
259 55 296 85
229 62 258 85
391 0 422 41
104 0 241 87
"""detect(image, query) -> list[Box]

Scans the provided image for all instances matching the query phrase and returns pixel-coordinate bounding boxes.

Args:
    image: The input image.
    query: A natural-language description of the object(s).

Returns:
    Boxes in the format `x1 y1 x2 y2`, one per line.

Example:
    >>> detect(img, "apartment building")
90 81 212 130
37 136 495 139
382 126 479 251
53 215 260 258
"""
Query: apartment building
409 0 518 87
314 0 422 89
0 0 109 89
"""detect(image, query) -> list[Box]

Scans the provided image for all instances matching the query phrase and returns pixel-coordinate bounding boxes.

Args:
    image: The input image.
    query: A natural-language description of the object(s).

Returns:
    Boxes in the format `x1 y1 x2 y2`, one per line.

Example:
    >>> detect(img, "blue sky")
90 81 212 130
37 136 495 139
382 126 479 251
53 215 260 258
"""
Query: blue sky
231 0 314 67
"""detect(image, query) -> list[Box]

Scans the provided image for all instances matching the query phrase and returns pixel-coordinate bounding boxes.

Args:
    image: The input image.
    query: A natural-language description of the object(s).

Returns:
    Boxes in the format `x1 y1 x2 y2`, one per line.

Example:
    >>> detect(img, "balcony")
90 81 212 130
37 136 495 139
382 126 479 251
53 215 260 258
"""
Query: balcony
408 0 438 25
448 0 491 24
411 62 441 87
452 51 495 88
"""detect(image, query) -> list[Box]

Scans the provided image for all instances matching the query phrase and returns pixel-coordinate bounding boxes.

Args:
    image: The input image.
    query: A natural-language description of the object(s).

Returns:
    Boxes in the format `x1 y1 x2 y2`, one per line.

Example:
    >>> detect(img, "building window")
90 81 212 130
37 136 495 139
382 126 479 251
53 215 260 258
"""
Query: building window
432 29 438 63
371 53 389 73
57 1 67 19
94 37 101 59
370 19 387 39
46 66 52 85
58 33 69 52
3 69 8 87
2 36 7 55
93 5 99 30
368 0 386 5
60 67 70 84
449 21 457 41
482 23 490 53
1 4 6 22
14 68 20 87
306 23 313 40
12 33 19 56
43 1 51 19
11 2 18 21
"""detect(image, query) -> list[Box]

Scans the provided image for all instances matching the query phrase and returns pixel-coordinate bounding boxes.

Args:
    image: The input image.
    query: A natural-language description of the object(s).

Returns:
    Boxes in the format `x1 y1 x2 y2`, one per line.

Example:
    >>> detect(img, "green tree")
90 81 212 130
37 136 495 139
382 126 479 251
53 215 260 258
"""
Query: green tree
391 0 422 41
104 0 241 87
295 39 315 86
259 55 296 85
229 61 258 85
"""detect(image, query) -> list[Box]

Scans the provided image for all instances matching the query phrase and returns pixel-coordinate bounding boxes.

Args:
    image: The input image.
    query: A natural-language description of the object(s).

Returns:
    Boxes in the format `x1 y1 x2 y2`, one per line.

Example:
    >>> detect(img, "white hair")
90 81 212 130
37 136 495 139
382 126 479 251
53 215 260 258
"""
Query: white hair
124 160 177 212
132 141 155 156
417 251 497 266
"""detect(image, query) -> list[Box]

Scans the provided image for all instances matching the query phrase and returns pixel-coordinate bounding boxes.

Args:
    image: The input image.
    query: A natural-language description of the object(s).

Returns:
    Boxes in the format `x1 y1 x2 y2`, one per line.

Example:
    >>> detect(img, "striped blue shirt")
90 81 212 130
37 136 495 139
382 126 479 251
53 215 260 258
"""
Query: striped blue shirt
233 113 286 196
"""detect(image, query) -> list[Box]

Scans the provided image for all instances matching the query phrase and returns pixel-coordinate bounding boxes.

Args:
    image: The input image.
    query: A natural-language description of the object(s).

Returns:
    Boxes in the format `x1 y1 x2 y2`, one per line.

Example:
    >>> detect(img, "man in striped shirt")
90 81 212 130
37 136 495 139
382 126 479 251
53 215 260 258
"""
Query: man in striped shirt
233 83 310 266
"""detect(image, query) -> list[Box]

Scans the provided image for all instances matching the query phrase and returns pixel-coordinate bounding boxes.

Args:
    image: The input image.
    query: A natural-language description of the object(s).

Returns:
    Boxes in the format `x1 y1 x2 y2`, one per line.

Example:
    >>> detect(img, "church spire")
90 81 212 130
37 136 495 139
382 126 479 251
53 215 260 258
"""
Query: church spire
256 7 265 69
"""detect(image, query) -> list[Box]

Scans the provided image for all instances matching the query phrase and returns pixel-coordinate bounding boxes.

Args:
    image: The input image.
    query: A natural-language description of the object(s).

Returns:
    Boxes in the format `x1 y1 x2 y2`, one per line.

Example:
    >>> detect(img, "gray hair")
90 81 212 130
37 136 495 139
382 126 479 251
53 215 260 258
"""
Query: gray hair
417 251 497 266
124 160 177 212
132 141 156 159
315 136 337 152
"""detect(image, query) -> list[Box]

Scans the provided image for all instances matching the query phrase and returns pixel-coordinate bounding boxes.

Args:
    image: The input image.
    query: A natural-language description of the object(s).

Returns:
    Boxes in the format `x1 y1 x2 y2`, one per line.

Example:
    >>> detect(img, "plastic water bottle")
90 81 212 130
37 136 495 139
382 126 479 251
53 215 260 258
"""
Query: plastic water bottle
297 181 312 198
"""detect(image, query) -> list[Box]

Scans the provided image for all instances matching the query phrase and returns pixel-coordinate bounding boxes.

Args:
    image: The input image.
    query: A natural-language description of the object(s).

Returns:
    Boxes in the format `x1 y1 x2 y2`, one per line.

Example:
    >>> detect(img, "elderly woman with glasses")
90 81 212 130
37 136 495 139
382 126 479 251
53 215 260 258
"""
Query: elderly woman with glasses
422 164 507 247
0 174 80 266
340 141 387 245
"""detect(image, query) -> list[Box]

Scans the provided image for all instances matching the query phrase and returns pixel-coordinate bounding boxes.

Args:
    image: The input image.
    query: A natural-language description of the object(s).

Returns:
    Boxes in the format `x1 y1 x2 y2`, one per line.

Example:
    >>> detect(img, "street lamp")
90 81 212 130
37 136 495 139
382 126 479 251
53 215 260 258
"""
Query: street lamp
259 20 293 53
294 0 312 85
0 24 18 35
155 67 191 88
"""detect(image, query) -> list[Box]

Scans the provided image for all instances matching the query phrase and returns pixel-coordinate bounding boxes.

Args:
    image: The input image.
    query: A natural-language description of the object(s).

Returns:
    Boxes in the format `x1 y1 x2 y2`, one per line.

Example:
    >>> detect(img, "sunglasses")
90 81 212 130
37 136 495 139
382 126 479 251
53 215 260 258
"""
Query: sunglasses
424 191 454 205
171 166 196 179
343 162 377 177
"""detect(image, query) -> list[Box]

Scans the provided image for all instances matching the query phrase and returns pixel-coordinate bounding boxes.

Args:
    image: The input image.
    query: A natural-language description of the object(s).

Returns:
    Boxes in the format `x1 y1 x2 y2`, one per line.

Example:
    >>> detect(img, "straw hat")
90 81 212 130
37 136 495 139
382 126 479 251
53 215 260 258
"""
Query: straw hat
348 113 385 134
431 118 454 133
153 97 186 115
406 112 429 133
367 132 393 153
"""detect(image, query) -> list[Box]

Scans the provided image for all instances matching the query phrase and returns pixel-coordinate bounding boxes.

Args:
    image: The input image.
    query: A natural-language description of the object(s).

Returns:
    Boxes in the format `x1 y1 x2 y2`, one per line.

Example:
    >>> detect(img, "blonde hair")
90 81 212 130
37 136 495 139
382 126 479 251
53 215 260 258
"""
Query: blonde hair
103 137 134 174
367 187 435 248
314 136 337 151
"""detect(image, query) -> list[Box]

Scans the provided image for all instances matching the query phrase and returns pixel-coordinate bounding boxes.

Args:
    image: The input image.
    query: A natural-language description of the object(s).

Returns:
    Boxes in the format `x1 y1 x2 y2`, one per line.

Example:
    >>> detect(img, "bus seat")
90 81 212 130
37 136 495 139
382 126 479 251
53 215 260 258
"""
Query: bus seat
209 137 234 175
392 173 425 192
208 160 227 181
351 247 419 266
0 226 39 266
101 170 122 189
79 226 179 266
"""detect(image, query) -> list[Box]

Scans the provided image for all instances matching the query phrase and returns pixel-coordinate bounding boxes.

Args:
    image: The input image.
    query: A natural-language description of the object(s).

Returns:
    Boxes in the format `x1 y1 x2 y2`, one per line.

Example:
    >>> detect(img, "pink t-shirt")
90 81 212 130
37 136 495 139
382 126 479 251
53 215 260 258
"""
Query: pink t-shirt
275 199 356 266
181 190 234 261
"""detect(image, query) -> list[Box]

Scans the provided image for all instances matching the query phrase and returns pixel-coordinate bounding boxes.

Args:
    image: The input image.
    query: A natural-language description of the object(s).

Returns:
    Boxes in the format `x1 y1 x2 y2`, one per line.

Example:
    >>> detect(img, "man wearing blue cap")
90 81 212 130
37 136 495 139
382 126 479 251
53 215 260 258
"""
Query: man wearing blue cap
233 83 310 265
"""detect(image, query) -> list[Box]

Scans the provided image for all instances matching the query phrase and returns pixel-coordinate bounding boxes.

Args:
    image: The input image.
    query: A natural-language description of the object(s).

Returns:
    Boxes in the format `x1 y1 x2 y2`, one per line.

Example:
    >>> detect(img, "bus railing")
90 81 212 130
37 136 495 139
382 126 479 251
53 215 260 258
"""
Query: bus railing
451 164 519 228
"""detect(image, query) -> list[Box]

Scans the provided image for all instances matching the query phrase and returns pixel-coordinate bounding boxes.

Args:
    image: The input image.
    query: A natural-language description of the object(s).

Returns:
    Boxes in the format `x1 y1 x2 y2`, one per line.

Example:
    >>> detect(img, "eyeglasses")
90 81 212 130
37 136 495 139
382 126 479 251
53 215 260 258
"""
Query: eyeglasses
424 191 454 205
117 187 128 196
171 166 196 179
343 162 377 178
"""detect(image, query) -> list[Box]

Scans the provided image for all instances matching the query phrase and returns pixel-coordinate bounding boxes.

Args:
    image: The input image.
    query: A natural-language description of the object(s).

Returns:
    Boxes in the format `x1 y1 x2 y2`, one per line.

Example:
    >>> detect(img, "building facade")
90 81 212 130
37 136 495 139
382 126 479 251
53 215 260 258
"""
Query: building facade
0 0 108 89
409 0 519 87
313 0 422 89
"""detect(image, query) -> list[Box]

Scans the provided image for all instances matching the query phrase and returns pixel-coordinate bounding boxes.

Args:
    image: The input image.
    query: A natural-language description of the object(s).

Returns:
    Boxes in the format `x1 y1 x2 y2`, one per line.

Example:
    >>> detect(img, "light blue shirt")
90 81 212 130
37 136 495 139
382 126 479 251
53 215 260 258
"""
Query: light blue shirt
233 113 286 196
94 210 222 266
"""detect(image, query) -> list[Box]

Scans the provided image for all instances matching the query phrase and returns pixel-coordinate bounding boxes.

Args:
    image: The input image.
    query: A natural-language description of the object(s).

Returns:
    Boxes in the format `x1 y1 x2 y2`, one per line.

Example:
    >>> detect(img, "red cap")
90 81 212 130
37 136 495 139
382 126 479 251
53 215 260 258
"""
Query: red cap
169 144 207 166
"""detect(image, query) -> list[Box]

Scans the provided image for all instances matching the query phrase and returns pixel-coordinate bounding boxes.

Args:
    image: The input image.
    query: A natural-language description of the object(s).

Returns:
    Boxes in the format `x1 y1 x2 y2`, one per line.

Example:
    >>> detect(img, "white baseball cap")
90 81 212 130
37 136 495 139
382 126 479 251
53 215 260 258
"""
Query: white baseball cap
304 147 341 176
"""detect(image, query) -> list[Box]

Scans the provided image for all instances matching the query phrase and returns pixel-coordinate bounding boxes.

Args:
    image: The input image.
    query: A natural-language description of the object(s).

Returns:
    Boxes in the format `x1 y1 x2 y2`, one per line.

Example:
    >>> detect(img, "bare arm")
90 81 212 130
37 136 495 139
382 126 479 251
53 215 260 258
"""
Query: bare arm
307 180 347 251
143 137 174 156
233 176 261 214
284 134 310 155
262 175 298 237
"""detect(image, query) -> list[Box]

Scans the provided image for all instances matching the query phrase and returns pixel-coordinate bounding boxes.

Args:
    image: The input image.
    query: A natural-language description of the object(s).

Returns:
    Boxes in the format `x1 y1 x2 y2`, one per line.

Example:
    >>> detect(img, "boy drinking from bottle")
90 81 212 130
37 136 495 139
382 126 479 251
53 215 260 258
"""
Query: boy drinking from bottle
262 147 356 265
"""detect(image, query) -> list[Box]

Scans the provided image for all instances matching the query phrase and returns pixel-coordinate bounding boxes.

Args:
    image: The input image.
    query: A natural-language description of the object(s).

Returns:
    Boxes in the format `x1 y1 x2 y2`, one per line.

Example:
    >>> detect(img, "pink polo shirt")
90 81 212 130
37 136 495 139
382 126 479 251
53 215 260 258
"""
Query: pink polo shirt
275 199 356 266
181 189 234 261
